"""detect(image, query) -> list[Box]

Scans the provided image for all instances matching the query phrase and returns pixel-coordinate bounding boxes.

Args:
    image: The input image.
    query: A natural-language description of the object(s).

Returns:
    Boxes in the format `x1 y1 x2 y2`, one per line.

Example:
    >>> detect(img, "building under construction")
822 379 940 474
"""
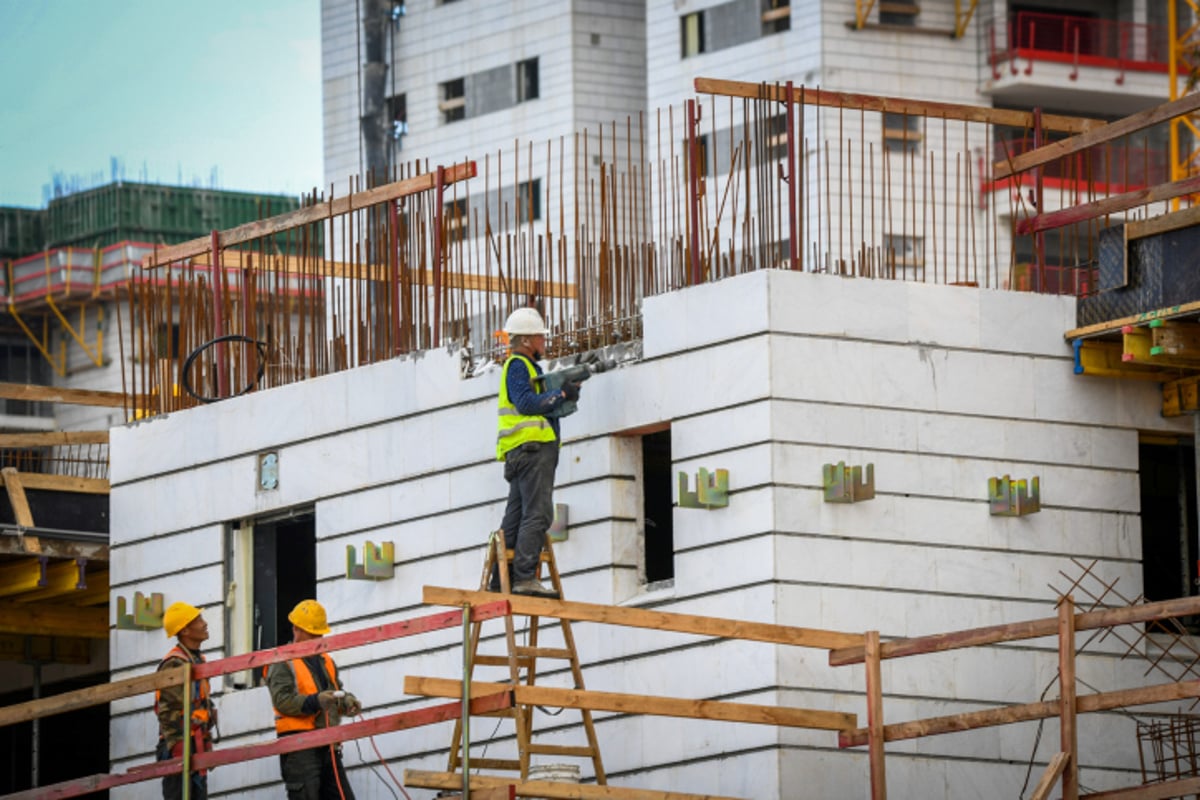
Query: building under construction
8 1 1200 798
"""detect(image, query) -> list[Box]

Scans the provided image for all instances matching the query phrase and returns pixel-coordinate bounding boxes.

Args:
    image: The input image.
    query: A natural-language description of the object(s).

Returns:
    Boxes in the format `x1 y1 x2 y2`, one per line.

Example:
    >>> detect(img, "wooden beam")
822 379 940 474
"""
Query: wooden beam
1029 753 1069 800
17 564 102 603
994 92 1200 179
184 251 576 300
1164 375 1200 417
1126 204 1200 242
2 467 33 527
0 601 106 639
0 534 108 562
404 770 748 800
11 473 110 494
192 601 510 680
424 586 863 650
838 676 1200 747
0 431 108 447
1058 597 1079 800
5 695 512 800
405 676 856 731
1075 340 1171 381
829 594 1200 666
865 631 887 800
693 77 1101 134
1082 775 1200 799
0 559 83 599
1016 173 1200 236
0 666 184 728
142 162 477 269
0 382 130 408
1066 300 1200 340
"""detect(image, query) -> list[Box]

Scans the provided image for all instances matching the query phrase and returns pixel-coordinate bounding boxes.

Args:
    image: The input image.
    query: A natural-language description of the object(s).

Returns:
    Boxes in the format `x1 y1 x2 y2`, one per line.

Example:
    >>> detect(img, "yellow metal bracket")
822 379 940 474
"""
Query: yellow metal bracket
853 0 877 30
45 294 104 369
7 305 66 378
953 0 979 38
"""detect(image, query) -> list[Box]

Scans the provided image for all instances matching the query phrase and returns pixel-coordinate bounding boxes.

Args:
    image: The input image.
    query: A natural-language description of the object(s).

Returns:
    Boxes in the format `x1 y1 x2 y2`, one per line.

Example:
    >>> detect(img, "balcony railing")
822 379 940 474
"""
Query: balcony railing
984 137 1169 197
988 11 1169 79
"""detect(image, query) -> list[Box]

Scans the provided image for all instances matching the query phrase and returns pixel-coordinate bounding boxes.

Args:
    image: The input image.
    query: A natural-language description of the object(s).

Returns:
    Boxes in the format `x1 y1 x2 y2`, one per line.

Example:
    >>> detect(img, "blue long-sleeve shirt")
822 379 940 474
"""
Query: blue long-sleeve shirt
505 356 563 441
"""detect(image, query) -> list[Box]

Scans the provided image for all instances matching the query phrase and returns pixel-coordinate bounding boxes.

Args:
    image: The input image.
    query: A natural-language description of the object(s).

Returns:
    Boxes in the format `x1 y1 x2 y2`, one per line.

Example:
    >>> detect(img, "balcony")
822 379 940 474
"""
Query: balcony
982 136 1169 203
982 12 1170 118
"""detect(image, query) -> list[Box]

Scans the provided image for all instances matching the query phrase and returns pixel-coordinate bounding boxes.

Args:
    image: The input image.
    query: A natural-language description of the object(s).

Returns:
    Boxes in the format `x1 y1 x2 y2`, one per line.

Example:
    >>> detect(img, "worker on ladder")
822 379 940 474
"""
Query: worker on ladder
493 306 580 598
155 601 217 800
266 599 361 800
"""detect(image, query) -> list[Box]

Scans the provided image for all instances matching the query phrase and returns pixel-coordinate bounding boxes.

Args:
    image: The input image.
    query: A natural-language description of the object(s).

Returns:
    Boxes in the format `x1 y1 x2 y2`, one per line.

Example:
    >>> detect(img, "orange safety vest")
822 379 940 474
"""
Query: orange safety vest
274 654 339 734
154 644 213 754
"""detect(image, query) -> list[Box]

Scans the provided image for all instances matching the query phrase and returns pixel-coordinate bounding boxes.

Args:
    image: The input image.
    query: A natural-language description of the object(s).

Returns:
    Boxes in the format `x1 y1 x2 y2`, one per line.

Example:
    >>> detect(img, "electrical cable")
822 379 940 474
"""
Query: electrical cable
180 334 267 403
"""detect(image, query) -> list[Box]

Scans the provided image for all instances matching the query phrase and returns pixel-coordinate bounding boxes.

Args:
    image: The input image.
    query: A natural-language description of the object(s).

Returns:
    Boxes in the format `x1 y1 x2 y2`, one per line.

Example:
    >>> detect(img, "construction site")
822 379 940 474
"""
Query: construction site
8 0 1200 798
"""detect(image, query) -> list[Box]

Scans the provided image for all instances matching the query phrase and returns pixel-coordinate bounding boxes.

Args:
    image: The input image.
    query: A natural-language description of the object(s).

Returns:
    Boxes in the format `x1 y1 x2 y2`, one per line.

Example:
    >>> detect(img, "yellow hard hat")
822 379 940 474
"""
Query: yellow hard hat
288 599 331 636
163 602 201 637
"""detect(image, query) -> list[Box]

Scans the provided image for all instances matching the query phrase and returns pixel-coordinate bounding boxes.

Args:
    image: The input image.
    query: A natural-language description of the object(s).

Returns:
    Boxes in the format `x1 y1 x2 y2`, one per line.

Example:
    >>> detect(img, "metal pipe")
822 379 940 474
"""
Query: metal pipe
209 230 229 399
785 80 798 270
433 166 445 347
686 99 701 286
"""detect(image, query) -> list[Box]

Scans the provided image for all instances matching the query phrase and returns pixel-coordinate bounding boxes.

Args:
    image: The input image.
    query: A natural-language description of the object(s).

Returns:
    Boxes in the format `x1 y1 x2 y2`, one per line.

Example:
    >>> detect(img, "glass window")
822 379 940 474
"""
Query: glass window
516 58 539 103
439 77 466 124
681 12 706 58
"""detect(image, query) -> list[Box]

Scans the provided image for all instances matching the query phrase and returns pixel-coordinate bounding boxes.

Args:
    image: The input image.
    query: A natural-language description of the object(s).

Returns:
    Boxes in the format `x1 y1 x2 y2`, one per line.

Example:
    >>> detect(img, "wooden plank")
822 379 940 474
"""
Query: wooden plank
995 92 1200 179
0 666 184 728
1030 753 1069 800
405 676 856 731
829 594 1200 666
1066 299 1200 340
5 695 511 800
1164 376 1200 417
839 677 1200 747
1016 173 1200 236
142 162 476 268
1 468 33 527
1082 775 1200 799
424 586 862 650
0 534 108 562
0 601 106 639
10 473 109 494
405 769 748 800
1058 598 1079 800
1126 204 1200 242
692 77 1100 134
0 382 132 409
0 431 108 447
185 251 576 299
865 631 887 800
192 601 510 680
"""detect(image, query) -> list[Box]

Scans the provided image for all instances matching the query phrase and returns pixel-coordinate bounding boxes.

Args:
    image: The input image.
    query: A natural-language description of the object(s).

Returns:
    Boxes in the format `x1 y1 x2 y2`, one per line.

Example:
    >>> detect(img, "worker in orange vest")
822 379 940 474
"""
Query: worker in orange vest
155 601 217 800
266 599 361 800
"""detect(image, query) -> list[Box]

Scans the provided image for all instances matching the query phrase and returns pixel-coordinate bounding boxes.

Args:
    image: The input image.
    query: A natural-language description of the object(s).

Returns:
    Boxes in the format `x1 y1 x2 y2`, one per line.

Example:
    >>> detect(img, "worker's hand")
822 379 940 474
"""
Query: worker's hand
562 382 581 402
317 690 340 712
338 692 362 716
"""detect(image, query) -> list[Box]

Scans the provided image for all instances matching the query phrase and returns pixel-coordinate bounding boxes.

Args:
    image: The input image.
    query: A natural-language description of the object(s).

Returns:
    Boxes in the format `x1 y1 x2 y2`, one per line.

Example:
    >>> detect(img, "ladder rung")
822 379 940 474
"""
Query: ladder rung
466 758 522 771
514 646 573 660
501 548 551 562
526 744 597 757
474 654 532 667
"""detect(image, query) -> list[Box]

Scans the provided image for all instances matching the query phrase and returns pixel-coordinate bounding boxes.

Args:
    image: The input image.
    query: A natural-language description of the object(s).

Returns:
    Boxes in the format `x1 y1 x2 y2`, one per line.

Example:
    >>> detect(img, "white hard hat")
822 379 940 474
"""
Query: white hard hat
503 307 549 336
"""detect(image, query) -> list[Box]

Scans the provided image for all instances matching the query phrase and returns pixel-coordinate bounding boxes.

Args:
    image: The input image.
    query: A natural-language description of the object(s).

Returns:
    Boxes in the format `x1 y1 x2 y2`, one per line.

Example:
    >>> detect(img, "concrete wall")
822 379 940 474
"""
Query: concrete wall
109 268 1186 798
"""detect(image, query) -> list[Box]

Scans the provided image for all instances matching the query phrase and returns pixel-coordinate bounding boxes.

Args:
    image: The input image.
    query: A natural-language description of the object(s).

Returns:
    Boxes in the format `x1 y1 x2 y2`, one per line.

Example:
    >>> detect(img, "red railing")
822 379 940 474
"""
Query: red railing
985 137 1169 197
988 11 1169 78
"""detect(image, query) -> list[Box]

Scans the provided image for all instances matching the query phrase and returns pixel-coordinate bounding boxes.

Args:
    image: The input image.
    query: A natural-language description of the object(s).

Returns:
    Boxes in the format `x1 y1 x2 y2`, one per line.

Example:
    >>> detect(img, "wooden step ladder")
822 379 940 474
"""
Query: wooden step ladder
446 530 606 784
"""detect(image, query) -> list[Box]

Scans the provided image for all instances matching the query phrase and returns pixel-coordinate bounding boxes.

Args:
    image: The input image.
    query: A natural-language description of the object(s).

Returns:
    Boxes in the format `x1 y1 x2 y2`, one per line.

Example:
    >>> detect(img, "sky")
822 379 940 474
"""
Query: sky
0 0 323 208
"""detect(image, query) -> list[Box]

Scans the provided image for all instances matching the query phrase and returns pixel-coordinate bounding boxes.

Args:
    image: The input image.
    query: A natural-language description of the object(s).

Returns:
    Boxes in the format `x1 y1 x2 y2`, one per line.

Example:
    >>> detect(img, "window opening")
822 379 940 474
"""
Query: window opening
516 58 539 103
883 111 922 154
445 197 469 241
440 77 466 123
226 511 316 687
388 93 408 141
879 2 919 26
681 12 706 58
762 0 791 34
1140 439 1199 631
642 429 675 584
517 179 542 224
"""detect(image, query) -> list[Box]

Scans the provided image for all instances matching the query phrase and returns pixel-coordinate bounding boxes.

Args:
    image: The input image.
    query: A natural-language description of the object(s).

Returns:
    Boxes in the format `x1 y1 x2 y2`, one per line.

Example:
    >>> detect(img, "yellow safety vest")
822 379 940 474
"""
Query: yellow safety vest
497 354 557 460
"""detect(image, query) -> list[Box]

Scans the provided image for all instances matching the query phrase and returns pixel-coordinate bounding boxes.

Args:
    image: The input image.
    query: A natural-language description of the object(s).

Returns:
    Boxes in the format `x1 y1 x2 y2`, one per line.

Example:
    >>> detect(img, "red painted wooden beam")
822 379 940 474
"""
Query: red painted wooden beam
6 693 513 800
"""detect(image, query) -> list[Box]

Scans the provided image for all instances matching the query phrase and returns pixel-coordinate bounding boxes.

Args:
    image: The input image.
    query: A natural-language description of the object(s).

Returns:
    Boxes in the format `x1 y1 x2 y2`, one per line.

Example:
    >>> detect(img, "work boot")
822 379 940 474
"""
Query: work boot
510 579 559 599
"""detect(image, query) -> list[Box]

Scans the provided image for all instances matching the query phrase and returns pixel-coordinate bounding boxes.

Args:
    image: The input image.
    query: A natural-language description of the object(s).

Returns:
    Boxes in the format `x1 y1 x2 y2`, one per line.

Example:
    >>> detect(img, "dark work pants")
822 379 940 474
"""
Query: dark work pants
280 745 356 800
496 440 559 584
158 740 207 800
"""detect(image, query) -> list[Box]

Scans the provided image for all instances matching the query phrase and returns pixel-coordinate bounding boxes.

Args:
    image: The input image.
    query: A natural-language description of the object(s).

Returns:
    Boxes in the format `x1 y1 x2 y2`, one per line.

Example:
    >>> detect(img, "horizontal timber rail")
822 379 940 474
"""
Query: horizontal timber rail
424 586 862 650
828 592 1200 666
406 676 856 732
142 162 477 268
405 769 747 800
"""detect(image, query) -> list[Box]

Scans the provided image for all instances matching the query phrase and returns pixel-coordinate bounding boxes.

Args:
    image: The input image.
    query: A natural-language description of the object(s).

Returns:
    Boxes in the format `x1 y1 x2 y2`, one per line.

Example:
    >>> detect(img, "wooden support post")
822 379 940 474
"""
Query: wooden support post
2 468 34 528
1030 752 1069 800
1059 596 1079 800
865 630 887 800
